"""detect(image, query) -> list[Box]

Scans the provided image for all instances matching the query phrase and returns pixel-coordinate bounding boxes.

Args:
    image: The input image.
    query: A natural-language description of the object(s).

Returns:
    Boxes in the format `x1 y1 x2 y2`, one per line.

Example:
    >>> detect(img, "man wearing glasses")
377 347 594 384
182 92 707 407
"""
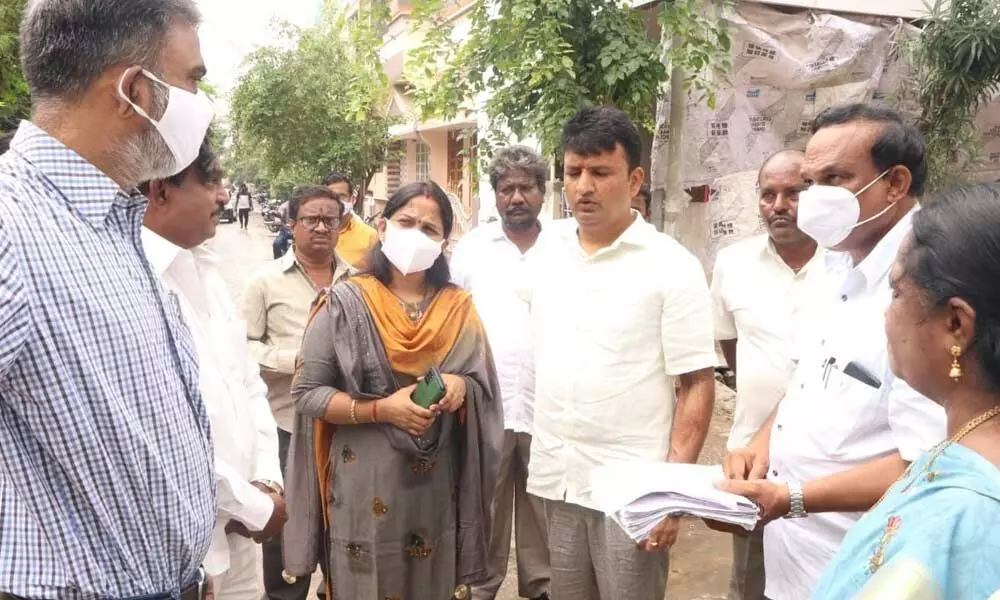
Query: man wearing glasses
243 185 355 600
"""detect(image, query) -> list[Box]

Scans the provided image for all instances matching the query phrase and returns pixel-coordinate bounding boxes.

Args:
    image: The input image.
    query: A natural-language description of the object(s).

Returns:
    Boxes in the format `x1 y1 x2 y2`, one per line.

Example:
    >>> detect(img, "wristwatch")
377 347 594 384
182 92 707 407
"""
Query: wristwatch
253 479 283 495
785 480 807 519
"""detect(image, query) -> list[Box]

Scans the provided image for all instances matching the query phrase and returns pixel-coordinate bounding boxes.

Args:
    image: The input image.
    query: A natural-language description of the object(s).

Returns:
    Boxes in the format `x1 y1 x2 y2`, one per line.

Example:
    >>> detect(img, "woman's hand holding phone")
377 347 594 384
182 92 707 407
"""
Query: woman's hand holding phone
434 374 467 414
380 384 435 437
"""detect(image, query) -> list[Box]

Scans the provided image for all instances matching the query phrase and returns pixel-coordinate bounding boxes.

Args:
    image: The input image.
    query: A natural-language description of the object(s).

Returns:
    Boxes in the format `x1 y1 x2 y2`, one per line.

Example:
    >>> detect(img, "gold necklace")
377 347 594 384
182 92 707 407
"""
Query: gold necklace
875 404 1000 509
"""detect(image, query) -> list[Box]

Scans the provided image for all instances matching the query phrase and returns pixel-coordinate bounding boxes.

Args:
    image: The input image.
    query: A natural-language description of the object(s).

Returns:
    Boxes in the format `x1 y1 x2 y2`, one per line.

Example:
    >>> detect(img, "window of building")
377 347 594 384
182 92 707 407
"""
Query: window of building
415 140 430 181
386 141 403 196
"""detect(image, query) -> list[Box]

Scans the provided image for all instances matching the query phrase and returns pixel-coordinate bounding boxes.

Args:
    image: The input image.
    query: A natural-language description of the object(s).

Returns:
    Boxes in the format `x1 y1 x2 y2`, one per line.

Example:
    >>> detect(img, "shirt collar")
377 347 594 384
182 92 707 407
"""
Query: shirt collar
280 248 353 275
855 208 916 288
10 121 136 228
141 227 220 276
556 210 657 254
487 220 543 243
762 235 823 274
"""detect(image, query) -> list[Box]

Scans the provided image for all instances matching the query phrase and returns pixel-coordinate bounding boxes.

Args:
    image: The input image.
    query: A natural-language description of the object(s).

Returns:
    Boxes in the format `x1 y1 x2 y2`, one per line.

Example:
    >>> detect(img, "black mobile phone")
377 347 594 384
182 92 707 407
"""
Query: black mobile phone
410 367 447 409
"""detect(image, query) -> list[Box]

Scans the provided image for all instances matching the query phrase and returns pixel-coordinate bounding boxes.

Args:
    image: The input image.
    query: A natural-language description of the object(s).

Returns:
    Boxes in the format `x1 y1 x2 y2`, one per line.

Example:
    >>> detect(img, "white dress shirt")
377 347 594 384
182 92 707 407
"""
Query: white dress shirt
761 211 946 600
450 221 538 434
524 215 718 511
711 234 829 450
143 228 283 576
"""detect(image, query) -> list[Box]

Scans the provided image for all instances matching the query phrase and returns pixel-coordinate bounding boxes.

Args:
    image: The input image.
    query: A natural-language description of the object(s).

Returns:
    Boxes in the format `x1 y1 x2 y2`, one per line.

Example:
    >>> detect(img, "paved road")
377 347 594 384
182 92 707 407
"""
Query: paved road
212 215 733 600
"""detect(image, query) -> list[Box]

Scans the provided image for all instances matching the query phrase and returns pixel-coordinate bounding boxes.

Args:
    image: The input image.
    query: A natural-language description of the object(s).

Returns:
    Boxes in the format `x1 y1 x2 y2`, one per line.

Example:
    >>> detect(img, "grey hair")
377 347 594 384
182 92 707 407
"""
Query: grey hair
489 145 547 193
21 0 201 102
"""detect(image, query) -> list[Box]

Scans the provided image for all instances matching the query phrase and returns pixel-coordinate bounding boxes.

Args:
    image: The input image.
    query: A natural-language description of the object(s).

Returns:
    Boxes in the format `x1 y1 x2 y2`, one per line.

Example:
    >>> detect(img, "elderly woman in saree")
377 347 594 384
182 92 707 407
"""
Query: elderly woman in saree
811 184 1000 600
283 180 504 600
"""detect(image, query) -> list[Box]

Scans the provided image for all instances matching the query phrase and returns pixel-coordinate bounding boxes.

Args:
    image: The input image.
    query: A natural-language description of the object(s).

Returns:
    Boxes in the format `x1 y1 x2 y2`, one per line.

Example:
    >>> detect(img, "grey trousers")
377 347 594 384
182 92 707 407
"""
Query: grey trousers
473 431 550 600
544 499 669 600
729 529 767 600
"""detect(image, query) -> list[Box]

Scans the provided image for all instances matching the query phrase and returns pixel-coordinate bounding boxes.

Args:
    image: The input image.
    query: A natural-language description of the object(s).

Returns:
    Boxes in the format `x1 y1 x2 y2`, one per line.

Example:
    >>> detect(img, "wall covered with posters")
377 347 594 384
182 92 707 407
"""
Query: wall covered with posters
652 1 1000 273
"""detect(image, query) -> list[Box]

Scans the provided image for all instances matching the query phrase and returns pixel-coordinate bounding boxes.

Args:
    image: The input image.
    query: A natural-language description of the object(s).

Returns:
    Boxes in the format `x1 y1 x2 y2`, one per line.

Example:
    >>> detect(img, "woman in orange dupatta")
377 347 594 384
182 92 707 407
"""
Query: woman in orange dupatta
283 181 504 600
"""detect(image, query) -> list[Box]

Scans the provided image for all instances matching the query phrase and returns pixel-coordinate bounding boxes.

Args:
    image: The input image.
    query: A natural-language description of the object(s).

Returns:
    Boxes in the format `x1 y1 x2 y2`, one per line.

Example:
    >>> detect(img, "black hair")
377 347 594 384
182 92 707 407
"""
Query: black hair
0 131 14 154
363 180 454 289
810 103 927 197
635 183 651 204
322 172 353 196
902 183 1000 392
138 136 221 195
561 105 642 171
288 185 344 221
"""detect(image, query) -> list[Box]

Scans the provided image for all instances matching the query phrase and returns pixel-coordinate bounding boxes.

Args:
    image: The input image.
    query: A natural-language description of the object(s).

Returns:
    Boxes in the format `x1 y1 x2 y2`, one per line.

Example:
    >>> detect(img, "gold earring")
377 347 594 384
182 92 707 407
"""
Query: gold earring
949 345 963 382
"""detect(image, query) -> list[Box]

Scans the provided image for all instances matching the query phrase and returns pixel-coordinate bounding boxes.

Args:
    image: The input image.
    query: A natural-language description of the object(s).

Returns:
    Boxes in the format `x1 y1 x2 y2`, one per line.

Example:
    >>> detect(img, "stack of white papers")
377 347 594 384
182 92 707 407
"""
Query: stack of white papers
590 461 759 543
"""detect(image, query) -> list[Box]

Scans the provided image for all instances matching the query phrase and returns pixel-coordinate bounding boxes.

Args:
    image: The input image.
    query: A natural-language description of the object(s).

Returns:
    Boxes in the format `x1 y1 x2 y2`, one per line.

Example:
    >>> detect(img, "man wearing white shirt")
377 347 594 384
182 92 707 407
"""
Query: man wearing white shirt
716 104 946 600
451 145 551 600
525 106 718 599
711 149 825 600
140 140 287 599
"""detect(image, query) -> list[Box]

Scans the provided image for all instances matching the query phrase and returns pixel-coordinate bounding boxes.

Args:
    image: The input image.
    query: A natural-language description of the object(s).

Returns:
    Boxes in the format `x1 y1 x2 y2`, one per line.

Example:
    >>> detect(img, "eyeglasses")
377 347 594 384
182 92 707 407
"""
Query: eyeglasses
298 216 340 230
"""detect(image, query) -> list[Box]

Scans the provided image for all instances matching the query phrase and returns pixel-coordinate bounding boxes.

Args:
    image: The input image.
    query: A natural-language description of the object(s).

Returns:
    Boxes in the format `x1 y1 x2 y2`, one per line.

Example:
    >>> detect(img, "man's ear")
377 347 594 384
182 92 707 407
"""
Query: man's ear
146 180 170 205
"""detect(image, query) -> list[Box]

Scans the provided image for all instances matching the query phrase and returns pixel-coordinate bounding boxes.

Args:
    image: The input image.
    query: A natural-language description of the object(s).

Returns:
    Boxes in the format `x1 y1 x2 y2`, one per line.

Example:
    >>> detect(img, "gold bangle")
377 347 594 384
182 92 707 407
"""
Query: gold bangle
349 398 359 424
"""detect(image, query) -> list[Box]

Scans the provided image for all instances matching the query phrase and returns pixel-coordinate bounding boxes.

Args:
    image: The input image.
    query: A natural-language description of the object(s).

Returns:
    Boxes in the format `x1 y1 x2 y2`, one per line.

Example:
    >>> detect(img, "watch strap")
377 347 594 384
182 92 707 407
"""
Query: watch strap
786 480 807 518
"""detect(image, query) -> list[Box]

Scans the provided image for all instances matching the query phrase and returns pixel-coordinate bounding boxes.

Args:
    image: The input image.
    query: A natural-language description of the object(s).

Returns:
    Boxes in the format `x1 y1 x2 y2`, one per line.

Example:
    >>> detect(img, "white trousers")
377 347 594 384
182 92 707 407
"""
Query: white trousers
213 535 261 600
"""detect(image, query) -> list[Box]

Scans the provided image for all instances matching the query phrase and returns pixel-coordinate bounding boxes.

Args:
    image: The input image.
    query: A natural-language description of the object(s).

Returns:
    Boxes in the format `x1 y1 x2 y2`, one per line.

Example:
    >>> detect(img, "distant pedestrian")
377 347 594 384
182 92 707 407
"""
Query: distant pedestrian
140 138 287 600
0 0 216 597
236 184 253 230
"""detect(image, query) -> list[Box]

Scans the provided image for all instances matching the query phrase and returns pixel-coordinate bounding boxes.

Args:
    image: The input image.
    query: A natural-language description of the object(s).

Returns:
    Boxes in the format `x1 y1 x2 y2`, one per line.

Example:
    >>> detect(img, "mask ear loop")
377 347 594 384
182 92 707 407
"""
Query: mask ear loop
117 68 160 123
852 169 896 228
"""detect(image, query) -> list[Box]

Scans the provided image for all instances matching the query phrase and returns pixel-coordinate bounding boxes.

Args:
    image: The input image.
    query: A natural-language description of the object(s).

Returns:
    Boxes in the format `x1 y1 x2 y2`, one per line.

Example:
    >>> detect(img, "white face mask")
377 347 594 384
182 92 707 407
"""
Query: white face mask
117 69 215 177
380 221 444 275
797 169 894 248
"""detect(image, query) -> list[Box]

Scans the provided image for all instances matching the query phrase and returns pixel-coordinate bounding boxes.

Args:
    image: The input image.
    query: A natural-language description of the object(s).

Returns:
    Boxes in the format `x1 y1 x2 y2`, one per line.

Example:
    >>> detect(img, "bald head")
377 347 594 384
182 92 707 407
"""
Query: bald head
758 149 805 186
758 149 813 248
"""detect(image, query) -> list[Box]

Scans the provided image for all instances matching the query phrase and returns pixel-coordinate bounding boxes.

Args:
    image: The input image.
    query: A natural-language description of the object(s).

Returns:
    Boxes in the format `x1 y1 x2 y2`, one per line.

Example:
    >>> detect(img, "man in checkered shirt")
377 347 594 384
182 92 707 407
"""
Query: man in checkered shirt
0 1 217 598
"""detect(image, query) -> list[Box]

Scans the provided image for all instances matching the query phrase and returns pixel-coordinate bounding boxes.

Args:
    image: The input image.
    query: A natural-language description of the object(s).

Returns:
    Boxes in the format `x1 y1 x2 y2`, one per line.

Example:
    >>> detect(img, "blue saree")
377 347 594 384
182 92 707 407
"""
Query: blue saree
812 443 1000 600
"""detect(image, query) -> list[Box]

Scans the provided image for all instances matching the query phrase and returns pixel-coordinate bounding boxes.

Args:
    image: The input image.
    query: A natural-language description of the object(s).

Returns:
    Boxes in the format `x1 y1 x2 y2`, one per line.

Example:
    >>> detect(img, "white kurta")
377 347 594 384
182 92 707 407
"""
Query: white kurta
761 211 946 600
143 228 283 583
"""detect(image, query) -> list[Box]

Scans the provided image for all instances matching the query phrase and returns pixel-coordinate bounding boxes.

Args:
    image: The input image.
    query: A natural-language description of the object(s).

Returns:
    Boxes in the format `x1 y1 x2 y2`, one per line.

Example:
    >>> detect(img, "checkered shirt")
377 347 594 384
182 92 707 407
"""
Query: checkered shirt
0 122 215 599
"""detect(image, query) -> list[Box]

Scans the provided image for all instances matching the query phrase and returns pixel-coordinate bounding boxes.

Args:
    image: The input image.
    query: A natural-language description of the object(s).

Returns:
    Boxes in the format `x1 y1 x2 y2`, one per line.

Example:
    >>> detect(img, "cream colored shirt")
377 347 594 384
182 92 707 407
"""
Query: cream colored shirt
142 228 282 576
711 234 829 450
762 211 946 600
450 221 539 434
524 215 718 511
242 251 353 431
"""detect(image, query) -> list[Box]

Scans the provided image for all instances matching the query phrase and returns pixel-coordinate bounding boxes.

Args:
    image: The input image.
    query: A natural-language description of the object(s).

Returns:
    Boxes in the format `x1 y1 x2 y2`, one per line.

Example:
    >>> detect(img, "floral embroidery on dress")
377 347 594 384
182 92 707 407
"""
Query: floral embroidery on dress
341 444 357 464
409 457 436 475
405 533 434 559
373 496 389 517
868 515 902 574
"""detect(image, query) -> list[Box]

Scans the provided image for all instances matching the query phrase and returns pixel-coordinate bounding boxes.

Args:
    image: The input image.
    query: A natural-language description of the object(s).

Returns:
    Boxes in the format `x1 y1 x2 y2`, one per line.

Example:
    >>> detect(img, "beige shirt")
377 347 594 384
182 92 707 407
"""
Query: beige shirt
523 214 718 511
242 251 353 431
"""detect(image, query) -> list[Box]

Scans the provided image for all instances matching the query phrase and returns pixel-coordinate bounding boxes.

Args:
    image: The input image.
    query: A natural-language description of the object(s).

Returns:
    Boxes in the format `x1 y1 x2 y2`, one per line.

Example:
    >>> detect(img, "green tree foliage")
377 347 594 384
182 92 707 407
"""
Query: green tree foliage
229 8 395 198
910 0 1000 190
1 0 29 132
409 0 729 157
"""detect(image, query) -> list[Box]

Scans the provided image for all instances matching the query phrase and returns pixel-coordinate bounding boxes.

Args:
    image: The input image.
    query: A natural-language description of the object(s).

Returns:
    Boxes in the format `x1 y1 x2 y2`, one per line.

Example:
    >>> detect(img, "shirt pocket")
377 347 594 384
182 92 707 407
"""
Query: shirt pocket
817 365 888 458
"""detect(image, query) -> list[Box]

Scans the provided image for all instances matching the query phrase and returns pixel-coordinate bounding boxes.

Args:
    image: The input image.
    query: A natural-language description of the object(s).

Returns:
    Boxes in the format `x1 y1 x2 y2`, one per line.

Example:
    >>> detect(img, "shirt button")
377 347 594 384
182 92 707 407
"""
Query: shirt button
841 294 848 301
776 424 783 431
772 469 779 477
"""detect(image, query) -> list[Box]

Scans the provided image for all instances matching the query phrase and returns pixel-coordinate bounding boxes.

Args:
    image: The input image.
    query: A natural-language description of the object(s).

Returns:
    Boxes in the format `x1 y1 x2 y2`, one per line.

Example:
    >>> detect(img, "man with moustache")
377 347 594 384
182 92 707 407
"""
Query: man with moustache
451 145 552 600
243 186 353 600
715 104 945 599
140 139 287 600
524 107 717 599
710 149 827 600
0 0 216 597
